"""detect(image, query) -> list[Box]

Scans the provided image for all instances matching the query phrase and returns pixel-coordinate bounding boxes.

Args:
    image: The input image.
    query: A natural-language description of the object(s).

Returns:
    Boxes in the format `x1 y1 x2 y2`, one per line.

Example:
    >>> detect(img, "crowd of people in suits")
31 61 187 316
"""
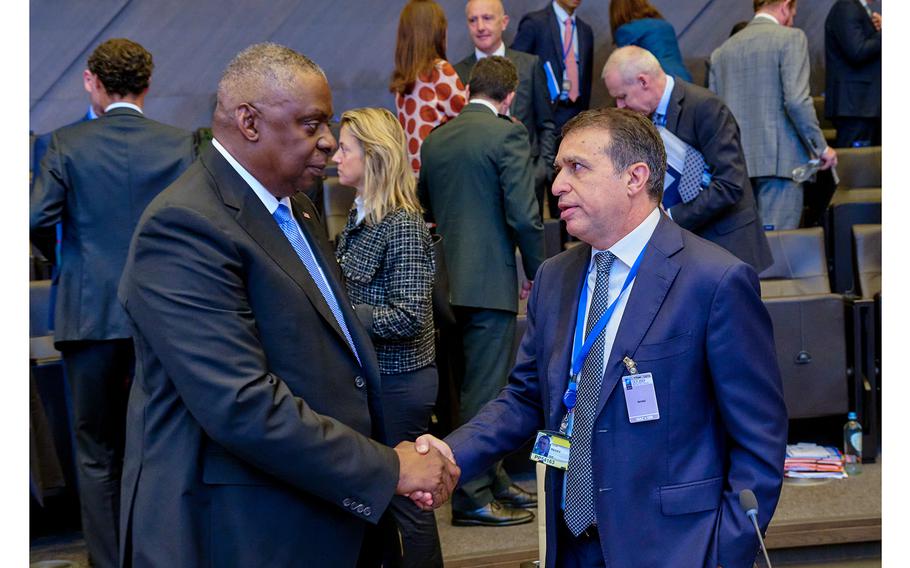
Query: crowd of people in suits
29 0 880 567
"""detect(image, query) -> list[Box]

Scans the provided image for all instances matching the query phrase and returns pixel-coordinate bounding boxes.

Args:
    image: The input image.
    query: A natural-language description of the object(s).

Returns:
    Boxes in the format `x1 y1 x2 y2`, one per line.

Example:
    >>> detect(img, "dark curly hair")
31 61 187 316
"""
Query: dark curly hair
87 38 154 96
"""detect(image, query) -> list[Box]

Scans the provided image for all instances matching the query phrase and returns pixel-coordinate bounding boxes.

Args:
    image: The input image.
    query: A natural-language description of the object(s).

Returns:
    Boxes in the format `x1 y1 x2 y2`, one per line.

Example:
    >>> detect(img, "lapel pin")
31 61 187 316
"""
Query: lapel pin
303 212 311 219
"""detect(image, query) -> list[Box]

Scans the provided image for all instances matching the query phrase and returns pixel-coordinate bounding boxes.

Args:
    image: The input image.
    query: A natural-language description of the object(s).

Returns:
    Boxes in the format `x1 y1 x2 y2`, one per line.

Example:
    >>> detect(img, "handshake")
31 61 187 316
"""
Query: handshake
393 435 458 510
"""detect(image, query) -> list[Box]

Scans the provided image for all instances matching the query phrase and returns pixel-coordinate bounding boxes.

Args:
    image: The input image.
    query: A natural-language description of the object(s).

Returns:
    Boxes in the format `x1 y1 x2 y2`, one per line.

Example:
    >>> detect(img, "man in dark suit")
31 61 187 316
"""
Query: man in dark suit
825 0 882 148
117 43 458 567
29 39 196 568
419 56 545 527
454 0 557 217
416 108 787 567
511 0 594 132
603 46 773 273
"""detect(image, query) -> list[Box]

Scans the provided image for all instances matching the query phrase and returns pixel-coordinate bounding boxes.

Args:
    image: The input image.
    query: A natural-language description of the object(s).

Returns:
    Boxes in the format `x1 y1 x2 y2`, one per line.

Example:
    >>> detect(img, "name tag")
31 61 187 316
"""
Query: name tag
622 372 660 423
529 430 571 470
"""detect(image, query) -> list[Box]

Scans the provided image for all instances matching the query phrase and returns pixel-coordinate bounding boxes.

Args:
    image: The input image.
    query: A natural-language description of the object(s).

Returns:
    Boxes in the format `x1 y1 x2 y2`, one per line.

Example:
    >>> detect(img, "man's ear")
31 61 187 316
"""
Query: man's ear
626 162 651 197
83 70 94 94
502 91 516 112
235 104 259 142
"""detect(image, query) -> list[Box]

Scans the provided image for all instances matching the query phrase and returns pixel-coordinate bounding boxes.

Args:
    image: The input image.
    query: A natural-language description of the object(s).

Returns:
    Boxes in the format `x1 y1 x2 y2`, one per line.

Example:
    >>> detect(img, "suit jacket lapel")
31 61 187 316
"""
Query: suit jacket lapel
200 147 352 355
665 79 685 135
595 214 682 416
548 9 566 77
547 244 590 424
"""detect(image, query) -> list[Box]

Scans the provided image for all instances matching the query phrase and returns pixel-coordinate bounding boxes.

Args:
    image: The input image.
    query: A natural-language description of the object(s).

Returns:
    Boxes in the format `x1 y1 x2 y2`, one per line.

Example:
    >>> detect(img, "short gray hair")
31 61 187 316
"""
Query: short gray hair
602 45 663 83
562 107 667 203
217 42 325 109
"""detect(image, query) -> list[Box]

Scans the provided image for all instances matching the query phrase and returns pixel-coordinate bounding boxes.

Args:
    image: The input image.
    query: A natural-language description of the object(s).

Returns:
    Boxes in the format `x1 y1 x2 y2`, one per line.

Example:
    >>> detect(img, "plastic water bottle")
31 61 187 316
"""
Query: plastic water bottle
792 159 821 183
843 412 863 476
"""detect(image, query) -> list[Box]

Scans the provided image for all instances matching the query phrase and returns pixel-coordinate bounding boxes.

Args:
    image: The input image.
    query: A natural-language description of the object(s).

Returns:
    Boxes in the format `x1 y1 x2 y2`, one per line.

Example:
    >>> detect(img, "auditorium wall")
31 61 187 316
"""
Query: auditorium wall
30 0 840 135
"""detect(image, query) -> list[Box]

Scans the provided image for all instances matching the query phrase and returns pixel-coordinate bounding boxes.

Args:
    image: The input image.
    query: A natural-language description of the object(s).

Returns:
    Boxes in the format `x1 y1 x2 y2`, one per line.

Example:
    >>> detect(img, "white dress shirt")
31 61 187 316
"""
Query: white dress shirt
210 137 334 290
572 207 661 378
105 102 143 114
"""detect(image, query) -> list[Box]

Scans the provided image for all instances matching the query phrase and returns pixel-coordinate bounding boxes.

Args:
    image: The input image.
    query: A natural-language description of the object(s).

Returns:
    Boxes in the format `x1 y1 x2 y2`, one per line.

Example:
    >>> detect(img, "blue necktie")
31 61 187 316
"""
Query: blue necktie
564 251 616 536
652 112 667 127
273 204 360 365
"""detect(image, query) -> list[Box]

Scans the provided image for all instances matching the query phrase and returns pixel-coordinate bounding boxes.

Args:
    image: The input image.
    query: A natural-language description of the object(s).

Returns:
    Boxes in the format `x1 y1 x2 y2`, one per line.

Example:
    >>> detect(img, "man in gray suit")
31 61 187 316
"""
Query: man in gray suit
710 0 837 231
603 46 773 273
454 0 557 218
30 38 196 568
419 56 545 526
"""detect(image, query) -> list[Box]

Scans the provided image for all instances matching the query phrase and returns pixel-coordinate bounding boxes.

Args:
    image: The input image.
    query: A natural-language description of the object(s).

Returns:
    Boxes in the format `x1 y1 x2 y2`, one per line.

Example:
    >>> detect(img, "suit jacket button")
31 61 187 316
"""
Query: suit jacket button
356 504 365 513
363 507 372 516
343 498 352 507
354 376 366 389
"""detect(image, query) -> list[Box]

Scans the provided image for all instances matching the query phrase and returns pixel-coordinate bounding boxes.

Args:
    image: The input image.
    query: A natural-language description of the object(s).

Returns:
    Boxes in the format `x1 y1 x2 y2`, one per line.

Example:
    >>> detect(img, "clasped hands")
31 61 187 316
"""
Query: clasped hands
393 434 459 511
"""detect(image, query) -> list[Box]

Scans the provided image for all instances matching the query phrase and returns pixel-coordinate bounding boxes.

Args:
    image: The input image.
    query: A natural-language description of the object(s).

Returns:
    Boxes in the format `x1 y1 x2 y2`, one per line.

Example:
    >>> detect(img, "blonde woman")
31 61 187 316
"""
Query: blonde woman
332 108 441 568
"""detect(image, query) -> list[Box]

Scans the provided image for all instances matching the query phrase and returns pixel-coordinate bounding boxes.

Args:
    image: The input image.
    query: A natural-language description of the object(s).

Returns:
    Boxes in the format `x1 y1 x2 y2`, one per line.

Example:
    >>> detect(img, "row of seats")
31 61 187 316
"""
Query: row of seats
759 225 880 460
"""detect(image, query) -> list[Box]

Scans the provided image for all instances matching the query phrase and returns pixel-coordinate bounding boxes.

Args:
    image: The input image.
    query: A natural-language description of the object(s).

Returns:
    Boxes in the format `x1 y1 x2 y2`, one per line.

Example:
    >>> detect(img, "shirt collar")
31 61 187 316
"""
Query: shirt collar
475 41 506 61
469 98 500 115
354 194 368 225
754 12 780 25
552 1 574 25
104 101 143 114
211 137 291 215
87 105 99 120
654 75 675 119
589 207 660 270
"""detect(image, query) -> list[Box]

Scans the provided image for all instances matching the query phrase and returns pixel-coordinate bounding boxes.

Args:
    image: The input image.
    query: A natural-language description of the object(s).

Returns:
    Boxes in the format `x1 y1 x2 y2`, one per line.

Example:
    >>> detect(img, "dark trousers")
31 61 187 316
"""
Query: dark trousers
371 365 443 568
451 307 516 512
556 517 606 567
59 339 134 568
833 116 881 148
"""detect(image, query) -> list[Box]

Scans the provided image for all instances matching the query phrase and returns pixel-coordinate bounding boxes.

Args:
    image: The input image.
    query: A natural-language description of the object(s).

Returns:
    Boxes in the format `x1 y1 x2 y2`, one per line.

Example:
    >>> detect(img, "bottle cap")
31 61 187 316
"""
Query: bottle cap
847 411 857 420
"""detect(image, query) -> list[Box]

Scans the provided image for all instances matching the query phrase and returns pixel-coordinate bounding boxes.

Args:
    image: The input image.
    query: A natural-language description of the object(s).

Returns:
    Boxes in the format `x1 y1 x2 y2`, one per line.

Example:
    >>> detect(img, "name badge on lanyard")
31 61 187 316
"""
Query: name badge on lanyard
531 245 649 473
621 358 659 422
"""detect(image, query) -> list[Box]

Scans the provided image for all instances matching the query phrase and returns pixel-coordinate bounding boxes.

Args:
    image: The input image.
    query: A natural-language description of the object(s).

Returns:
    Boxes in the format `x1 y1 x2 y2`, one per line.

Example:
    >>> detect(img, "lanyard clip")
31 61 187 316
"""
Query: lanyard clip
623 356 638 375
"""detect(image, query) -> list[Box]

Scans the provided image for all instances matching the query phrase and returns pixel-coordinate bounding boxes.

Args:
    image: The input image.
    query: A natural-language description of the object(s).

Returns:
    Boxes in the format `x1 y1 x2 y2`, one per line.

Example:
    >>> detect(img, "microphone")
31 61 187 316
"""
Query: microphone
739 489 773 568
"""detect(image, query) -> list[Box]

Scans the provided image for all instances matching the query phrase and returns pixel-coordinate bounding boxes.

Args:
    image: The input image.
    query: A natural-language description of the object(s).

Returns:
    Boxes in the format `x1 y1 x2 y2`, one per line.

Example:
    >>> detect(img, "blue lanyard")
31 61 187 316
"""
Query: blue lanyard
562 244 649 412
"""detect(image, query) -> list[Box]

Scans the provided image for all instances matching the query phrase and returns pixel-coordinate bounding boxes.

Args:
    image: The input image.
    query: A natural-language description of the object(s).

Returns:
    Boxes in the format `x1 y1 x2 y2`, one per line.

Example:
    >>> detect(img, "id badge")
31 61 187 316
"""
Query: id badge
529 430 571 470
622 372 660 423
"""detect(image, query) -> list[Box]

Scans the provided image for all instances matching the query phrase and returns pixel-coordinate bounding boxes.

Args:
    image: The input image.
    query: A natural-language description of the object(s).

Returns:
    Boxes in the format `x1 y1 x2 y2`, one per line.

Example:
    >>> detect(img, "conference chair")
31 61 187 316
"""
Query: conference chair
852 224 881 460
759 228 850 420
321 175 357 243
824 146 882 293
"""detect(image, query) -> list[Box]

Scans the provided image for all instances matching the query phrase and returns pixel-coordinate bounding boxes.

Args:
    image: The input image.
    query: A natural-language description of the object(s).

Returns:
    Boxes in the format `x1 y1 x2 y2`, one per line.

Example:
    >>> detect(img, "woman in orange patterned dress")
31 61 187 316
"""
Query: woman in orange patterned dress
390 0 467 174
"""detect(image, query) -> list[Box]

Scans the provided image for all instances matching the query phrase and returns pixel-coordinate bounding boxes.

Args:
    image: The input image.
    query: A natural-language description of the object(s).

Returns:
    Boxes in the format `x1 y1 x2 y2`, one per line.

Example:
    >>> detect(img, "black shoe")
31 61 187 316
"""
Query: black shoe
451 501 535 527
493 483 538 509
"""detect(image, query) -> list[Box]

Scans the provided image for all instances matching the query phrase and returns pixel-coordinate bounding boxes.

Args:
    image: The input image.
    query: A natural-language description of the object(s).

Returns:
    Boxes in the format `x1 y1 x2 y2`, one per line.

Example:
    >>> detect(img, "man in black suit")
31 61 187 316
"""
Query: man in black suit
117 43 458 567
454 0 557 217
511 0 594 132
825 0 881 148
603 46 773 273
29 39 196 568
419 56 545 527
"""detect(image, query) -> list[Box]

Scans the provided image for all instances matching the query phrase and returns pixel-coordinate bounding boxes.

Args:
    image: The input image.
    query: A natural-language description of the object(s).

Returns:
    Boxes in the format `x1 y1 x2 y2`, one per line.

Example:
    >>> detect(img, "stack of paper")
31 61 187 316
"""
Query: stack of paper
784 443 848 479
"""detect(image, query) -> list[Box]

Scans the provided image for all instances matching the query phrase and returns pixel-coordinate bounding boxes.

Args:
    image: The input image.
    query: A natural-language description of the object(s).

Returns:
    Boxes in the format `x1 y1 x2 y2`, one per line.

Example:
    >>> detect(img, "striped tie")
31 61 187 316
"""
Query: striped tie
273 204 360 365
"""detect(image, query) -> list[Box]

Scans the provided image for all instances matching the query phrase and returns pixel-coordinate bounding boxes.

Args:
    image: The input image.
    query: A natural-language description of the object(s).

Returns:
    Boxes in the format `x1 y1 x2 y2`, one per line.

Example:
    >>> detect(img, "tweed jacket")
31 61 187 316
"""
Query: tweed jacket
336 207 436 374
710 17 827 179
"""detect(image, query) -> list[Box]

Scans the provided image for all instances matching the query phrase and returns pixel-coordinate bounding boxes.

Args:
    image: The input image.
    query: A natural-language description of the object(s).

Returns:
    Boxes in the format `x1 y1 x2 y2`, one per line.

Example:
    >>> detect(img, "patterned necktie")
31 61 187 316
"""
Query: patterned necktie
564 250 616 536
273 204 360 365
563 17 580 102
652 112 666 127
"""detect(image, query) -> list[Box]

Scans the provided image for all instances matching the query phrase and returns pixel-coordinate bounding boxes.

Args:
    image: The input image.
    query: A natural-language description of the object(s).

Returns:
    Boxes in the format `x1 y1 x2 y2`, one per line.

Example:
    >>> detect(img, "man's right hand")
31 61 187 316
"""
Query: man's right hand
871 12 882 32
819 146 838 170
394 441 460 511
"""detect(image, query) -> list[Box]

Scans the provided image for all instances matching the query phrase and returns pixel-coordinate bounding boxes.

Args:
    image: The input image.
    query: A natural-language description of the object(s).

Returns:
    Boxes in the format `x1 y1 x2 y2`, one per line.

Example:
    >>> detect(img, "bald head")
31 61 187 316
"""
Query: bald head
465 0 509 55
602 45 664 84
602 46 667 115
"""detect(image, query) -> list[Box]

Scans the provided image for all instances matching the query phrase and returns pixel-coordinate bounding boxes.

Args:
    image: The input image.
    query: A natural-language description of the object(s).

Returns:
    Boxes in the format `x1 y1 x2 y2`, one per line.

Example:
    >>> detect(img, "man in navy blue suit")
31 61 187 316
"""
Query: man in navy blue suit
511 0 594 132
417 108 787 567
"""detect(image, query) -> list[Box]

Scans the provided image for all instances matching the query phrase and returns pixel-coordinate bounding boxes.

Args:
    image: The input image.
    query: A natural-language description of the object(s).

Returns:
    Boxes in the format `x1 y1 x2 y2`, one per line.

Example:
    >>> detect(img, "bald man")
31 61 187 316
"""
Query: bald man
118 43 458 567
454 0 557 218
603 46 772 273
